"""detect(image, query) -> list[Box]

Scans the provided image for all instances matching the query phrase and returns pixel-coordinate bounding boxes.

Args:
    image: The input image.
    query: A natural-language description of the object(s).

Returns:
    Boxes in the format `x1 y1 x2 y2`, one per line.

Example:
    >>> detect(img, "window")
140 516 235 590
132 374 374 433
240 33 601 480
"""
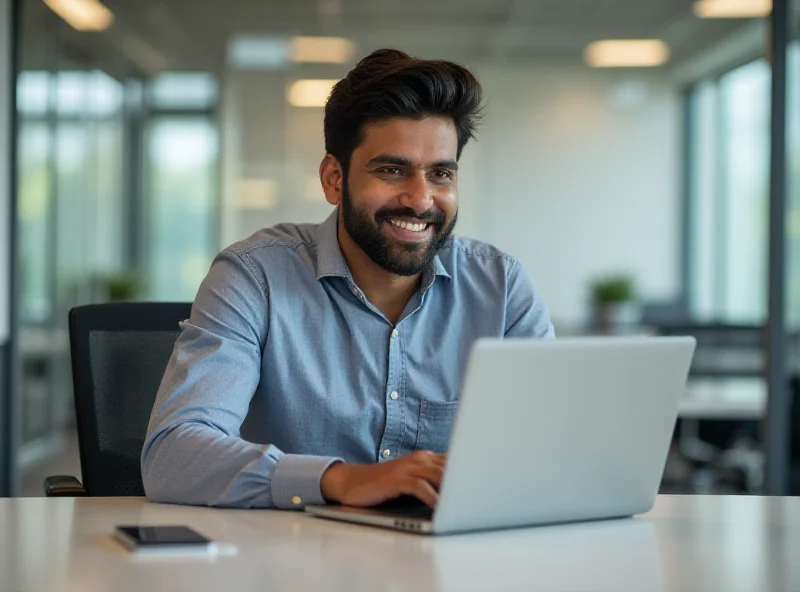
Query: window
16 68 127 447
687 81 717 321
142 71 220 301
787 41 800 326
718 60 771 322
17 71 50 116
686 59 771 324
145 117 219 301
148 72 219 110
17 120 53 324
54 71 126 310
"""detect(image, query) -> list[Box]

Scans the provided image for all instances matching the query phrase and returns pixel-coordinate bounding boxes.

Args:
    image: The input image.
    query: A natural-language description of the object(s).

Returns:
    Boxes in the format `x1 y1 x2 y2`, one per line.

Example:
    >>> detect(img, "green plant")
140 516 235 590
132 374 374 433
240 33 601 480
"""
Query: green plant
590 274 635 304
100 272 143 301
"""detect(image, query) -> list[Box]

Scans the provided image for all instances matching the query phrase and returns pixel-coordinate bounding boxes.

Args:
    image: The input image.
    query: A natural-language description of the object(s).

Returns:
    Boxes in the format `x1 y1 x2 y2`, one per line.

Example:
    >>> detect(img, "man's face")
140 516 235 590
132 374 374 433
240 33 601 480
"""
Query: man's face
339 116 459 277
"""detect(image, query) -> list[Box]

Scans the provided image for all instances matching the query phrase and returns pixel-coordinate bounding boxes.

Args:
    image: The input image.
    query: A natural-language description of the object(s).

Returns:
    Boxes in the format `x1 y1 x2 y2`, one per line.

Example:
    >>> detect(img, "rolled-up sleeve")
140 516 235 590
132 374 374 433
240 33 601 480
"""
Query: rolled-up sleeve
141 249 341 509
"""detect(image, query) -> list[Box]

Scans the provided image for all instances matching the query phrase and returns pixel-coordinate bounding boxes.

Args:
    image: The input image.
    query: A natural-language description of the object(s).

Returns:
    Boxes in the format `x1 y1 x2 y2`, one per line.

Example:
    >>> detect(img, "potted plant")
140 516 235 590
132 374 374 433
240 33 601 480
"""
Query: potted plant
589 274 639 334
94 272 144 302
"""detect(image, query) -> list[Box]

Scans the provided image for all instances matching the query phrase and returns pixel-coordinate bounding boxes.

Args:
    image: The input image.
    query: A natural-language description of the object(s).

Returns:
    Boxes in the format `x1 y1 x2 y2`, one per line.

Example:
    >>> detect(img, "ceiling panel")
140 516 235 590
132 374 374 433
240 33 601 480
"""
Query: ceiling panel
43 0 754 75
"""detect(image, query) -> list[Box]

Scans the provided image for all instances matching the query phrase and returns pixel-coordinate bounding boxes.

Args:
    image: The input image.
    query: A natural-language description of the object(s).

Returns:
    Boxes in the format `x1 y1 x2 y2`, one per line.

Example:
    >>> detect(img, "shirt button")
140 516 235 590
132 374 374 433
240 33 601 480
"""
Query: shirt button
391 329 399 338
291 495 303 506
382 449 391 458
351 286 359 296
390 391 399 400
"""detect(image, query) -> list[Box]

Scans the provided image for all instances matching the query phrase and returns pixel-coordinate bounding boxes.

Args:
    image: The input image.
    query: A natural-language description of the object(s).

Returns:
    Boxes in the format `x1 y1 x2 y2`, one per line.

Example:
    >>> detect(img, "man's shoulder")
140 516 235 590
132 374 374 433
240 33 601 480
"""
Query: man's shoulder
437 235 520 269
216 222 323 285
223 222 320 259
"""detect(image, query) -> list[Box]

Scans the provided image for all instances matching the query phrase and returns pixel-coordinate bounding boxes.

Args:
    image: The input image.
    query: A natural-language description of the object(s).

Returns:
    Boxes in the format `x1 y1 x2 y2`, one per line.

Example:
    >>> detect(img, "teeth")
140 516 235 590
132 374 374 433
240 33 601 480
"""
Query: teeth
390 219 429 233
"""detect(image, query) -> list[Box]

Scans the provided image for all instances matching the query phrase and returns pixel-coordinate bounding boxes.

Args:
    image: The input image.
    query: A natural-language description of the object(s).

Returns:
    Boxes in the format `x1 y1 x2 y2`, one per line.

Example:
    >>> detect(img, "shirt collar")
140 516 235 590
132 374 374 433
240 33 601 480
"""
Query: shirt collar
314 207 452 285
423 250 451 289
315 208 351 280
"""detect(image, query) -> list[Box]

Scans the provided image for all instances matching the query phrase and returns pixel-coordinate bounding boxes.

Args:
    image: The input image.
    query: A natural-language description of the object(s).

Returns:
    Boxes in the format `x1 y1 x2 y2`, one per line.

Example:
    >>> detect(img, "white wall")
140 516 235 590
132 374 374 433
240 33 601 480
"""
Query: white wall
467 64 682 328
220 62 682 328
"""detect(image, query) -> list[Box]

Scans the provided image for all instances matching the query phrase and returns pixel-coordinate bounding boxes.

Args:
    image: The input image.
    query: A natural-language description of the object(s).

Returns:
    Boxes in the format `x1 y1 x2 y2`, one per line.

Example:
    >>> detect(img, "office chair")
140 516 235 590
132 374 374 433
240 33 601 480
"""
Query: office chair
44 302 192 497
638 299 693 328
655 322 766 492
656 322 765 377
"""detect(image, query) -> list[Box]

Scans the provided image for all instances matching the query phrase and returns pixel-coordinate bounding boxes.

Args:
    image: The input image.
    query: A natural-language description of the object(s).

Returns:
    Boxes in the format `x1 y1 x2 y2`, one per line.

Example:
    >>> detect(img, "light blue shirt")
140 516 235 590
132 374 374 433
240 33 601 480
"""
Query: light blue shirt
142 208 554 509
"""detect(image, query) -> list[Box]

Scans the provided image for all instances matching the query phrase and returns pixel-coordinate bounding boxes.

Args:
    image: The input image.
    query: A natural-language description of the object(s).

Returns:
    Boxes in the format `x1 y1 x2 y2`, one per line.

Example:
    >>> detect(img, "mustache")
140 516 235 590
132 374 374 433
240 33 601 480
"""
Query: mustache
376 207 446 226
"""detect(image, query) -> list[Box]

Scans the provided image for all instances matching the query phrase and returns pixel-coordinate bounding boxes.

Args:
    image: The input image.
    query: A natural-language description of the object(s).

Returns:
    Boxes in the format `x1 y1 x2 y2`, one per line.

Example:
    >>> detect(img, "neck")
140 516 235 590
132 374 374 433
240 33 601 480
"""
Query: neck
337 220 421 325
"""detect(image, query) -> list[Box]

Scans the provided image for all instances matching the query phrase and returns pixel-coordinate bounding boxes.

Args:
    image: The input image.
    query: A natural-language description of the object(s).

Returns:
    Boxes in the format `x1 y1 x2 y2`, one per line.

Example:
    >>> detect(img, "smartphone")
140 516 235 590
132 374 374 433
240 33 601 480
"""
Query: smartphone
113 525 218 555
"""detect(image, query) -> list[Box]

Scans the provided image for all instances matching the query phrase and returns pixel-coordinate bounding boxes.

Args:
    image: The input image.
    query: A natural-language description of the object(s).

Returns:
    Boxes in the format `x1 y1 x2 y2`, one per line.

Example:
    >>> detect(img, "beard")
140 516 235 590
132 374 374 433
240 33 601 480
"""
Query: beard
340 182 457 277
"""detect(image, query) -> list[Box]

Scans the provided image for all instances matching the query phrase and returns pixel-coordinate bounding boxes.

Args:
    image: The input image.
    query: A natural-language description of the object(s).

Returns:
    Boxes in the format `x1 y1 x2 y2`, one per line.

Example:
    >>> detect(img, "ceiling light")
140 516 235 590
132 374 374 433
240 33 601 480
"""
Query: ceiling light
693 0 771 18
584 40 671 68
43 0 114 32
287 79 339 108
290 37 355 64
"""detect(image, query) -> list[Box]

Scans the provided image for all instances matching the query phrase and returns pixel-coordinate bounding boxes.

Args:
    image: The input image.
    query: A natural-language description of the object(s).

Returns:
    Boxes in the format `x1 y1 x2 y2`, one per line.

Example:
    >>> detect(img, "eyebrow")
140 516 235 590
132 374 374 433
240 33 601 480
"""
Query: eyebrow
367 154 459 171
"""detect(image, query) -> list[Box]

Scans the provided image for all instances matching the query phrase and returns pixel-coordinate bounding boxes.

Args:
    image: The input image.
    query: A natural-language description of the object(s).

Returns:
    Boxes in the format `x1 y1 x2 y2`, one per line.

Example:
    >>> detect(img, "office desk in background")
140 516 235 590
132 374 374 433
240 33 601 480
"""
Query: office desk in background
1 496 798 592
680 377 766 420
676 378 767 492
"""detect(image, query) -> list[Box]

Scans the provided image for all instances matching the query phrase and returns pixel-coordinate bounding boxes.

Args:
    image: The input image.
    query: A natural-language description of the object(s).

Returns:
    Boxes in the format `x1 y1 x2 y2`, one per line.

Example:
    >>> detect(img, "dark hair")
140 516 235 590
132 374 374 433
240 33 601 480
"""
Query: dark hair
324 49 484 172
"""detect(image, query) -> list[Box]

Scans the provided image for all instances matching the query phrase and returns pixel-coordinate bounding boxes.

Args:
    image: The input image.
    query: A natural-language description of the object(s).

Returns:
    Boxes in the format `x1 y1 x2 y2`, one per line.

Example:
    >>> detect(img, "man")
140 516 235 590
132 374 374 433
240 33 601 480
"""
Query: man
142 49 554 511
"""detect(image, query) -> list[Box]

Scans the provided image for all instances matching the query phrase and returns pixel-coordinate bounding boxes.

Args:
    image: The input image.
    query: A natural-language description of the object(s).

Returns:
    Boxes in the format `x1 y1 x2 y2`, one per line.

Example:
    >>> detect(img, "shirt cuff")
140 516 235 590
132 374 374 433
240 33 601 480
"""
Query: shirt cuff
270 454 343 510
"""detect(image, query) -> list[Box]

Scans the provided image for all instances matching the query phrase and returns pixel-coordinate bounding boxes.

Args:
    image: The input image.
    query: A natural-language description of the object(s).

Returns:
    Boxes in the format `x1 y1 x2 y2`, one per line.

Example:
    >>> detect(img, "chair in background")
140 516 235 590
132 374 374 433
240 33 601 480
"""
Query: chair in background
654 322 766 492
656 322 765 377
638 299 694 329
44 302 192 497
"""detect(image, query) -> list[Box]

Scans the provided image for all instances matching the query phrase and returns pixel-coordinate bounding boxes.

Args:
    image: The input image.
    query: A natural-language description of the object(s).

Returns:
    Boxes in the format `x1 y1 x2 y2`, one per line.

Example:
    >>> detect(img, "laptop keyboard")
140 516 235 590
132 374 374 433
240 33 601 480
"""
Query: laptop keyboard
371 496 434 519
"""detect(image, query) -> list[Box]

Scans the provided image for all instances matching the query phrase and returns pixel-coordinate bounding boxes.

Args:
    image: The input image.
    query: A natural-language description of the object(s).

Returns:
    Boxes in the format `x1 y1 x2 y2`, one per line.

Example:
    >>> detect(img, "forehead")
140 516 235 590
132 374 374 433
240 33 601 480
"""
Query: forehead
354 116 458 164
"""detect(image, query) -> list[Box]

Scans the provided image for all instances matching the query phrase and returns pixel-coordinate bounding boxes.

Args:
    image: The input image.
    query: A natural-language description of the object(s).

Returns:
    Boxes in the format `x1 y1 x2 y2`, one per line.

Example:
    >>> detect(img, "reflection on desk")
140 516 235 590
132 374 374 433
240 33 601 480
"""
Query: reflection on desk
1 495 799 592
431 518 662 591
680 377 766 420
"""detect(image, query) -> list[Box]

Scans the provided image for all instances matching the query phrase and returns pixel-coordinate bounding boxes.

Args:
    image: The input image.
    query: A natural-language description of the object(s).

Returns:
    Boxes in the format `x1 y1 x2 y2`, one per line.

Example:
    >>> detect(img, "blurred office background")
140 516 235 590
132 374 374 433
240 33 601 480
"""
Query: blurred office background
1 0 800 496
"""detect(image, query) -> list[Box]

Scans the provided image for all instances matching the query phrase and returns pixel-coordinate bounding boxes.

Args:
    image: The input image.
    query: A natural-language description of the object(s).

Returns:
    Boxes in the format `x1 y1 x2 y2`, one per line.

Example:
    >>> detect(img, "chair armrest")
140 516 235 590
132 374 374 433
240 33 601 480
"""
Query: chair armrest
44 475 87 497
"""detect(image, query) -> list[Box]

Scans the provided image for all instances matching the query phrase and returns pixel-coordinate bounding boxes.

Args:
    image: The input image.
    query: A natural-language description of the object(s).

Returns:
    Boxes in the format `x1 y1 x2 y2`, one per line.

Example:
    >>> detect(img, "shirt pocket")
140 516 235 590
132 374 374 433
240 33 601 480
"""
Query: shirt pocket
415 399 460 453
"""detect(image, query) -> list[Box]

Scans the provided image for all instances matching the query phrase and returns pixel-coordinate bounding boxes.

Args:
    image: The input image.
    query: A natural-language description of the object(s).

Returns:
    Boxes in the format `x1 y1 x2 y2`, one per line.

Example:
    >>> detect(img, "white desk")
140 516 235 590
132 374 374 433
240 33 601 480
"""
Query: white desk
1 495 799 592
680 377 766 420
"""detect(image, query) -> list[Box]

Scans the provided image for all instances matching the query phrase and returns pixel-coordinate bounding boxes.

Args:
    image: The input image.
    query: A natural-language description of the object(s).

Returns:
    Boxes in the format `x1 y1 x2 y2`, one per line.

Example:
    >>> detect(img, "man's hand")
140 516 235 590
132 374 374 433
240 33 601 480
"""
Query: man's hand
320 451 446 508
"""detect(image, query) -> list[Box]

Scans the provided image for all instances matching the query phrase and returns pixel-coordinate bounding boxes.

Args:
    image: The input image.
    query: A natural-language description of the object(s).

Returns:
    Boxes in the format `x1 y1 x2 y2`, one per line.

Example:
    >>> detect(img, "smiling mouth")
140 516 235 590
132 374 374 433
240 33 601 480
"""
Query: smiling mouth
387 218 431 233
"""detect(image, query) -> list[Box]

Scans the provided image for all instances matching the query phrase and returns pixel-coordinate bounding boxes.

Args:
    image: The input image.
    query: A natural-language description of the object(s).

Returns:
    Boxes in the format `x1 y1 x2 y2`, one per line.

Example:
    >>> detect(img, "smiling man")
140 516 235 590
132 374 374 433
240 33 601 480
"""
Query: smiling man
142 49 555 510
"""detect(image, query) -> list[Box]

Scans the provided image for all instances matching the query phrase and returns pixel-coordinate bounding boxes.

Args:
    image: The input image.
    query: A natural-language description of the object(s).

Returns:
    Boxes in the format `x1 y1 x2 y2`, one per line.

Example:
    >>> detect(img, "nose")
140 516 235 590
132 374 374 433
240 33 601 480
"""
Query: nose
397 171 433 215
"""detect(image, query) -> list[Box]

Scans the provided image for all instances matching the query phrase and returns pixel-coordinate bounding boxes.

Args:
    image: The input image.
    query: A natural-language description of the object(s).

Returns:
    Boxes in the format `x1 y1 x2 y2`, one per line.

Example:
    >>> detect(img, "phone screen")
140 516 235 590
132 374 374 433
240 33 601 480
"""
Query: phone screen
115 525 211 547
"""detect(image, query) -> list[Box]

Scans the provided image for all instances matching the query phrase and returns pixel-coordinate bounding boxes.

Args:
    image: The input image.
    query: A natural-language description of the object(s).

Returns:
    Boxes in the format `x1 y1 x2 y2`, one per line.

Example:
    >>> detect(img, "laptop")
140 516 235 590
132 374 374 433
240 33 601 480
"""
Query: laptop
305 336 696 535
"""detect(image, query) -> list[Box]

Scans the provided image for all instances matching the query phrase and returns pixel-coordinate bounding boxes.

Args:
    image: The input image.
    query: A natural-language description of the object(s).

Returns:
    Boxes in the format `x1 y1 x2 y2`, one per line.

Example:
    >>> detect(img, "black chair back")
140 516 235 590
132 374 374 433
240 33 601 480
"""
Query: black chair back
69 302 191 496
654 323 765 377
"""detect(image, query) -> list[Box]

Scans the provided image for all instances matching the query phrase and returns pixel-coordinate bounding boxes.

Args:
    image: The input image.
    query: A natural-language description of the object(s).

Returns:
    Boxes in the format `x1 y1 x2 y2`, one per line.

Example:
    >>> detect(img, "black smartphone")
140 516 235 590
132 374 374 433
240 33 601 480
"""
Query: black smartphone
113 525 217 555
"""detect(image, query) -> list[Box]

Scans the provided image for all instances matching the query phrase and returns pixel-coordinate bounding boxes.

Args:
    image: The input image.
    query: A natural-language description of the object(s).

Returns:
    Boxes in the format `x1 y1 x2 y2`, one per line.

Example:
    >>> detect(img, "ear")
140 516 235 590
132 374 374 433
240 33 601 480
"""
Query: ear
320 154 344 206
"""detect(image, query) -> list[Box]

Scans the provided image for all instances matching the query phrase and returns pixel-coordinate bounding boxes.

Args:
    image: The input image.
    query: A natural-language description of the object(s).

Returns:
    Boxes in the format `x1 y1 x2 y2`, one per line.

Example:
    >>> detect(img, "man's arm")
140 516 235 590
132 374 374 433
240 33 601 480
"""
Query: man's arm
504 259 555 338
140 249 341 509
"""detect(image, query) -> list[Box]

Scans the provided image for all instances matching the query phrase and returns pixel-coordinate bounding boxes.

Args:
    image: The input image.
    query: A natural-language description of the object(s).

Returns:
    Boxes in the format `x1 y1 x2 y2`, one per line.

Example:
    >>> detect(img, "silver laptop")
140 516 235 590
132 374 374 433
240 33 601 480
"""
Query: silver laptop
306 336 696 535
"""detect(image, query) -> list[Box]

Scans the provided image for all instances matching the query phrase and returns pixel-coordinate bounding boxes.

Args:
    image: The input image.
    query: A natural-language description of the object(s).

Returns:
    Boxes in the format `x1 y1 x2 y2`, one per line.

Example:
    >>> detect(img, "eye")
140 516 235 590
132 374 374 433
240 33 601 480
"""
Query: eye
378 166 403 176
433 169 454 180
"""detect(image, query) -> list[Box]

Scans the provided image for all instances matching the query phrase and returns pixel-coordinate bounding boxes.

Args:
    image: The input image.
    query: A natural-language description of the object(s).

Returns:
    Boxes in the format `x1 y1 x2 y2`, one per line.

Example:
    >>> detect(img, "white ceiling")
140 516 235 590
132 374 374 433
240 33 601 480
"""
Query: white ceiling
21 0 758 76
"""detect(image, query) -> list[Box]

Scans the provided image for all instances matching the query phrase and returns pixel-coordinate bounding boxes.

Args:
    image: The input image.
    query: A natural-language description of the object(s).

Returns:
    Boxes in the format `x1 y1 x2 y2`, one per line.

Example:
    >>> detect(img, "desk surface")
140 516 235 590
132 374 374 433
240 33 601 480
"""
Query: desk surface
1 495 799 592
